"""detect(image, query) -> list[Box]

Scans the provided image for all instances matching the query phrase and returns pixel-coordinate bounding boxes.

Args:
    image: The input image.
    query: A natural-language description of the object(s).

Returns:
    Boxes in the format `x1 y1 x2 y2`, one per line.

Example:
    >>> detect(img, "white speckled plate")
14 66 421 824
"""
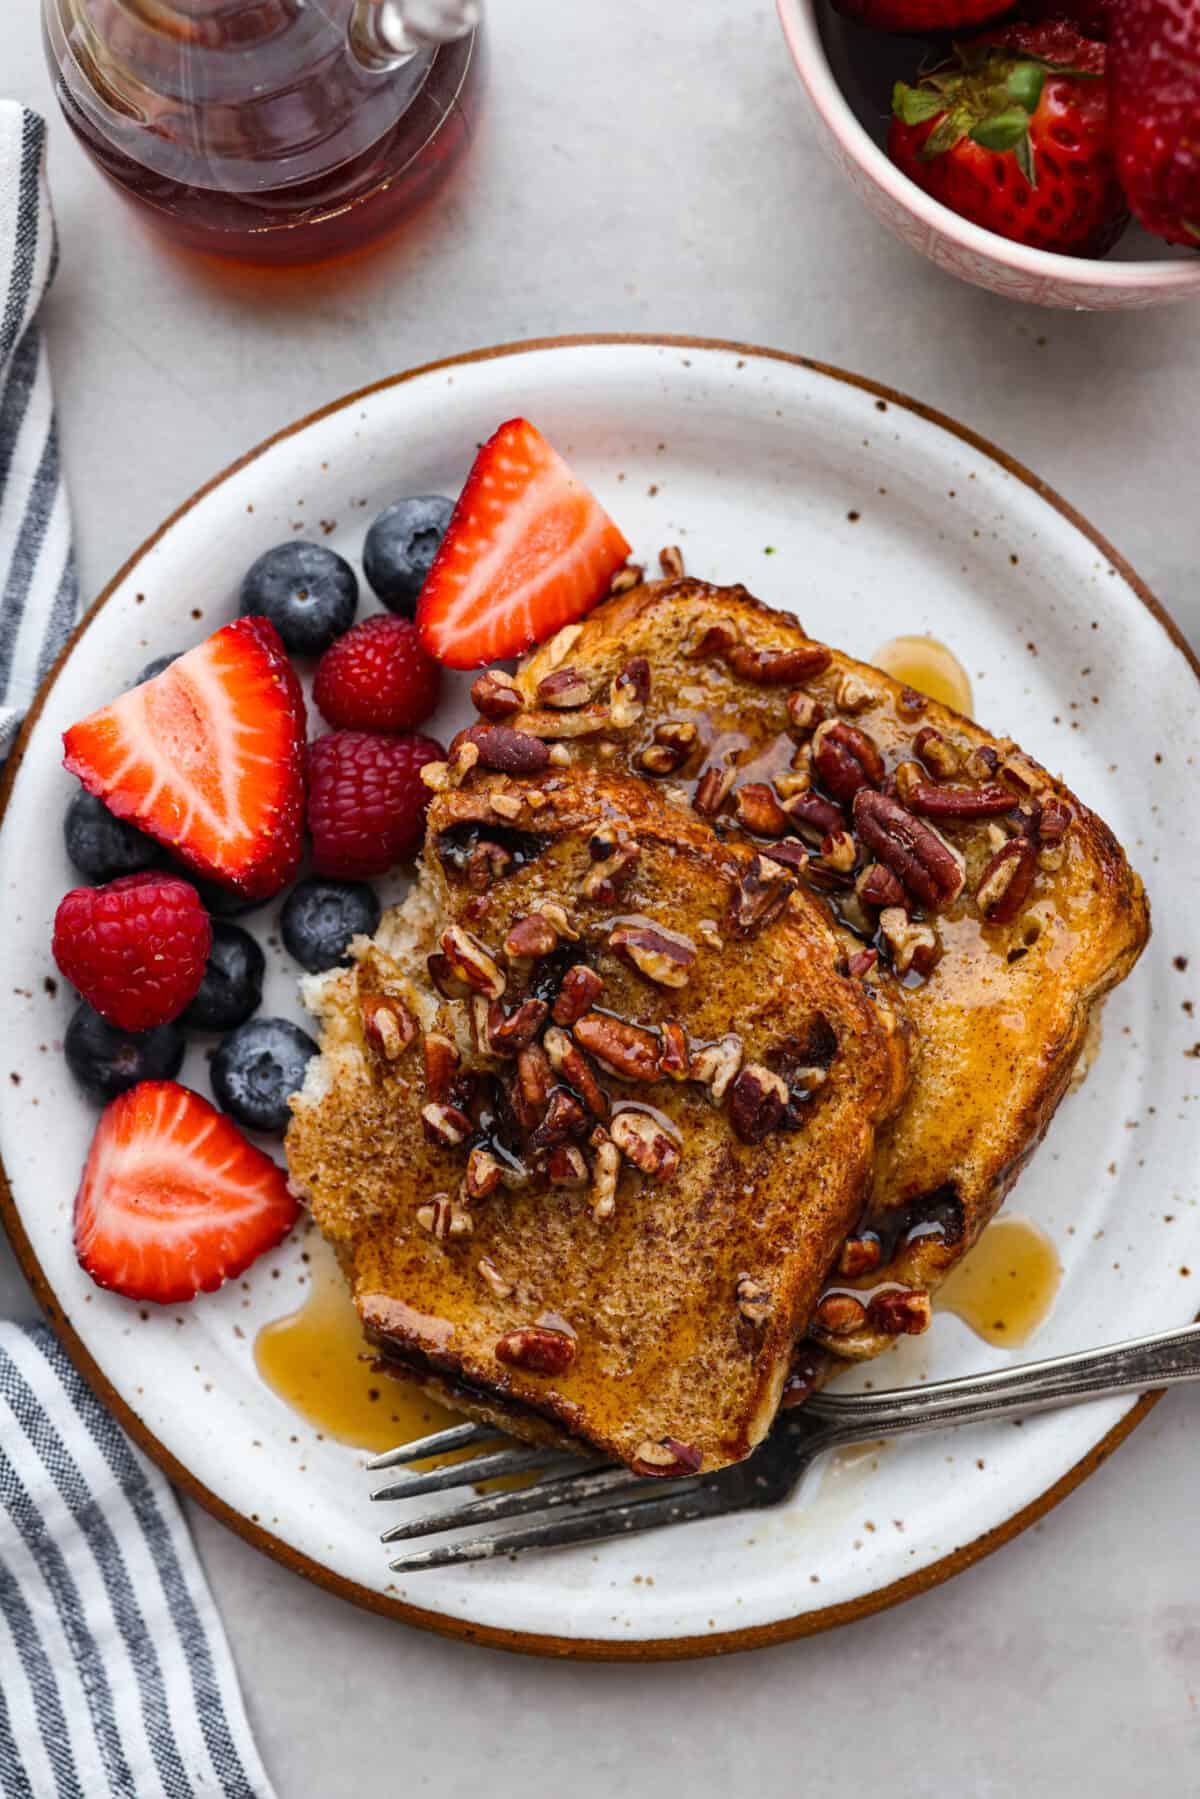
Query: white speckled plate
2 337 1197 1657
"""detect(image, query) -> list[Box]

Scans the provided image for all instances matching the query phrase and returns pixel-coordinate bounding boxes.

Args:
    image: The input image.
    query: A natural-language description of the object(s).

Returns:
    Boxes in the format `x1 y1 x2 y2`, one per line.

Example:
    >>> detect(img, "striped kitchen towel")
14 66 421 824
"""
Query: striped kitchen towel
0 105 78 763
0 1322 277 1798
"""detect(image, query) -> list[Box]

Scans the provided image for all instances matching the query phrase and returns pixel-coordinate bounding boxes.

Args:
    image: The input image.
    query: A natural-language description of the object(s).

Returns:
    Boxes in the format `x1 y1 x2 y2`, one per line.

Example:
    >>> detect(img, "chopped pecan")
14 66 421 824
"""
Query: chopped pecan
975 838 1036 924
465 838 513 893
528 1088 588 1151
637 719 698 776
687 620 737 660
511 704 611 740
531 900 578 942
440 925 506 998
504 914 558 960
728 1062 790 1142
588 1128 621 1218
659 1021 691 1080
729 854 794 937
726 643 833 686
855 862 905 909
608 562 645 595
890 759 924 807
813 1293 868 1336
546 1144 589 1186
908 781 1016 820
879 907 940 977
477 1256 513 1298
426 951 470 999
573 1013 661 1082
608 921 697 989
999 750 1048 795
692 763 735 818
539 621 584 670
551 964 604 1025
610 1109 681 1180
690 1033 743 1101
913 726 962 780
580 830 640 902
610 667 648 730
758 837 811 875
417 1196 473 1240
786 691 825 736
734 782 789 837
421 1102 471 1148
362 994 416 1060
835 671 873 714
964 744 1000 783
543 1025 610 1119
487 791 525 821
659 544 685 579
780 790 844 843
454 723 550 774
897 686 928 718
495 1326 576 1375
838 1234 883 1279
471 670 524 718
614 655 651 704
846 947 878 979
463 1147 504 1202
736 1274 772 1326
1038 797 1073 845
487 997 549 1055
422 1033 460 1102
853 789 965 909
813 719 885 806
537 666 594 709
631 1438 702 1477
548 744 572 767
818 830 857 874
867 1288 932 1335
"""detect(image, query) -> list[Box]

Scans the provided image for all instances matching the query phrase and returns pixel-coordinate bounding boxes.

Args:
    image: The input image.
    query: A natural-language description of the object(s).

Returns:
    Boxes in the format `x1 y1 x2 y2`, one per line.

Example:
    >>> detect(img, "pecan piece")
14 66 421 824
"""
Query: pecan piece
426 951 470 999
477 1256 513 1298
913 725 962 780
780 790 844 843
422 1033 460 1102
975 838 1036 924
453 723 551 774
465 838 513 893
879 907 940 977
908 781 1016 820
580 829 640 902
835 671 873 713
690 1033 743 1101
573 1013 661 1082
421 1102 471 1148
515 1042 552 1115
897 686 928 718
608 561 645 595
608 921 696 989
729 854 794 937
504 914 558 961
728 1062 790 1142
758 837 811 876
818 830 857 874
632 1438 702 1478
964 744 1000 783
417 1196 473 1240
687 620 737 659
610 1109 681 1180
362 994 416 1060
528 1088 589 1151
853 789 965 909
812 719 885 806
786 691 825 736
543 1025 610 1119
692 763 735 818
537 666 593 709
867 1288 932 1335
660 1021 691 1080
463 1147 504 1202
471 670 524 718
495 1326 576 1375
727 643 832 686
658 545 685 580
552 964 604 1026
546 1144 589 1186
611 655 651 720
846 947 878 979
588 1127 621 1218
440 924 506 998
735 1273 773 1327
1038 797 1073 845
838 1234 883 1279
813 1293 868 1336
487 997 549 1055
855 862 906 909
734 782 789 837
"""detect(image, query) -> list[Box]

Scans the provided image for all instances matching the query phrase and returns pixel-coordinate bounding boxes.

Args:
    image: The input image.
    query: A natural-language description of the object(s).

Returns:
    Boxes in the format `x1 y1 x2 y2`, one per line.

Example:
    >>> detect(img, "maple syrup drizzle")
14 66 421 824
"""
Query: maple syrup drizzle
870 636 974 719
936 1215 1061 1347
255 1235 462 1455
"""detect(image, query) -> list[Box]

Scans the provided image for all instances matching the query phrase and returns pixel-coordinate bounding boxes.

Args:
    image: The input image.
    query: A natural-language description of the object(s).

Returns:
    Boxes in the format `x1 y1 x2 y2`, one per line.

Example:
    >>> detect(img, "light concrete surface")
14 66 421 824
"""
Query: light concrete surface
5 3 1199 1793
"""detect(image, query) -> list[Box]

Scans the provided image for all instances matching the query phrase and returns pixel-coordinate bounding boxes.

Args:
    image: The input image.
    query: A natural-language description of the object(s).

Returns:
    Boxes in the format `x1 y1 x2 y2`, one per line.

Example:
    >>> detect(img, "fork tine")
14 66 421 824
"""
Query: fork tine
388 1481 716 1572
365 1422 497 1471
379 1462 641 1542
370 1444 574 1502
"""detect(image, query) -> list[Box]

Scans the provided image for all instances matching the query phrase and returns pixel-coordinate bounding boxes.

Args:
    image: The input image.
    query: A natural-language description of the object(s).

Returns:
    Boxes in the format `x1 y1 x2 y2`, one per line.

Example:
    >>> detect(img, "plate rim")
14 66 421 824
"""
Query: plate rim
1 331 1191 1661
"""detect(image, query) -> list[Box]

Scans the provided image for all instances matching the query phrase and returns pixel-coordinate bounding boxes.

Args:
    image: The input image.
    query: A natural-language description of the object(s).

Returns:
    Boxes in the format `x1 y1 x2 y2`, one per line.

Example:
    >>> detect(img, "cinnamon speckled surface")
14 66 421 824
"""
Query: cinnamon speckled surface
6 3 1200 1793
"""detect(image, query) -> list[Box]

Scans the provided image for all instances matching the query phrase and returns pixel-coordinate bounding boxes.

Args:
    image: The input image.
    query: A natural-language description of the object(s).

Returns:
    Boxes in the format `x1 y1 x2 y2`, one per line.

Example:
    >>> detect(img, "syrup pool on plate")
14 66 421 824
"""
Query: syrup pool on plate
871 635 974 718
937 1215 1061 1348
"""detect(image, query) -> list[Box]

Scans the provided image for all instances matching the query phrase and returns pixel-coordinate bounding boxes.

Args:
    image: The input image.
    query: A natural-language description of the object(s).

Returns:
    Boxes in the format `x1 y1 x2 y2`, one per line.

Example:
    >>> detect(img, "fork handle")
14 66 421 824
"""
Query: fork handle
803 1321 1200 1445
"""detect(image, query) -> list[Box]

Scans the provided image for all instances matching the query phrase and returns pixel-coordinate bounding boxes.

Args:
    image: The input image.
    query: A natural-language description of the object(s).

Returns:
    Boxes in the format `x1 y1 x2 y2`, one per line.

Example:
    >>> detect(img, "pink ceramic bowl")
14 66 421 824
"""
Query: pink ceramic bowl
777 0 1200 309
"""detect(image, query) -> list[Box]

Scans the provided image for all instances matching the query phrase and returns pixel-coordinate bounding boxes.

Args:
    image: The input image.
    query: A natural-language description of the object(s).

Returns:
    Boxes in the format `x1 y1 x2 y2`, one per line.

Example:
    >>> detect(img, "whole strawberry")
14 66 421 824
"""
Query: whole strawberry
833 0 1011 31
53 872 212 1032
307 730 445 879
1110 0 1200 245
313 613 441 734
889 23 1128 256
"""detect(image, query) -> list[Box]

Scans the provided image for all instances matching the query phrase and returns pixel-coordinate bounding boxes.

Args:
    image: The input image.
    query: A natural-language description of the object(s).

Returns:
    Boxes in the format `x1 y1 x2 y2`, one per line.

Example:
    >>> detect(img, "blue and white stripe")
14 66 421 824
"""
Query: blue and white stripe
0 104 78 762
0 1323 276 1798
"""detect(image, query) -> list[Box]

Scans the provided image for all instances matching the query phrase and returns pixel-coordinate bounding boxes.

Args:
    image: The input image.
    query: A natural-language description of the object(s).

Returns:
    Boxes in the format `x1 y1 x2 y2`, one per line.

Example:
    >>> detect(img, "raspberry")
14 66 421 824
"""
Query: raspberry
307 731 445 879
53 873 212 1032
313 614 441 733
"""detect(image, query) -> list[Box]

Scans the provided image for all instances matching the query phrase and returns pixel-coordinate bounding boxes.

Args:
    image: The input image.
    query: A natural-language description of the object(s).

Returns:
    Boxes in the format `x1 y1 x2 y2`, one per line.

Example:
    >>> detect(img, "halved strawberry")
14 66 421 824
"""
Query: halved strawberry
416 419 631 669
63 617 306 901
74 1081 299 1304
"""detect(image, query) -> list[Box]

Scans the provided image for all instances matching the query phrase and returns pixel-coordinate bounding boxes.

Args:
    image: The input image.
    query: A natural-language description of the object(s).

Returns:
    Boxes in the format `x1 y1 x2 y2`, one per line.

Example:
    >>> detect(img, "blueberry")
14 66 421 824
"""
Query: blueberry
280 879 381 973
182 923 265 1031
128 652 181 688
240 541 358 655
211 1017 318 1135
363 496 454 615
64 790 162 882
64 1001 185 1101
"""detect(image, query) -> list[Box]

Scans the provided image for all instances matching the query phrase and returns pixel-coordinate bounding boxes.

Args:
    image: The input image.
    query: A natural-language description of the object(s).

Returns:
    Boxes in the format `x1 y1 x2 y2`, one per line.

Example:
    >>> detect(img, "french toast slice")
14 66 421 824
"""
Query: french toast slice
286 766 908 1473
510 576 1150 1366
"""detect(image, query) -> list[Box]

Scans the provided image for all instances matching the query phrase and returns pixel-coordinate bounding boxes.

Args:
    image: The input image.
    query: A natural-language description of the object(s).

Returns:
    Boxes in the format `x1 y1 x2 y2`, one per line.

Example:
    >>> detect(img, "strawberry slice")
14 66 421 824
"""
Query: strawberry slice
416 419 631 669
74 1081 299 1304
63 617 306 901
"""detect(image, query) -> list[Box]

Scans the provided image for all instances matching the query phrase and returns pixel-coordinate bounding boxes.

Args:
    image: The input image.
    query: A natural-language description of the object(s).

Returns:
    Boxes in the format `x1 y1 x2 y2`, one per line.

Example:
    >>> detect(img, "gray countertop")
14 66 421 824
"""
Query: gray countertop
7 4 1199 1792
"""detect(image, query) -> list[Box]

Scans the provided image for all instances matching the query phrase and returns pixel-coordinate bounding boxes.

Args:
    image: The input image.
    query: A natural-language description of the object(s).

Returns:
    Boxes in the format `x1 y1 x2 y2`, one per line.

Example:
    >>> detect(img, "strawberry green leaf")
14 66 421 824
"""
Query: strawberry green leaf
892 81 946 126
1005 62 1046 115
969 108 1034 153
921 107 971 160
1014 131 1037 189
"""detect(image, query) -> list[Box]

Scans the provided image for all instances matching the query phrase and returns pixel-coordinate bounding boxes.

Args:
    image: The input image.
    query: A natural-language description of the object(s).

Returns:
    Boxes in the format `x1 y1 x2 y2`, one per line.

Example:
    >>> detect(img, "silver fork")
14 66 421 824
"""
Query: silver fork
368 1323 1200 1572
